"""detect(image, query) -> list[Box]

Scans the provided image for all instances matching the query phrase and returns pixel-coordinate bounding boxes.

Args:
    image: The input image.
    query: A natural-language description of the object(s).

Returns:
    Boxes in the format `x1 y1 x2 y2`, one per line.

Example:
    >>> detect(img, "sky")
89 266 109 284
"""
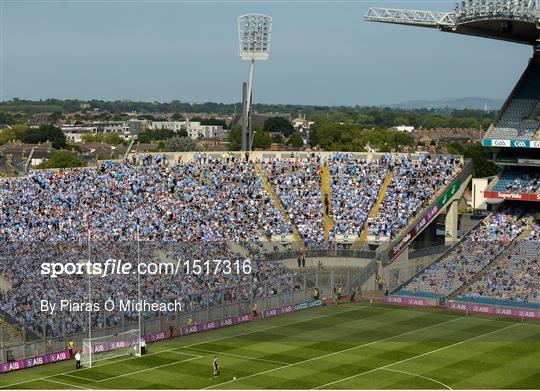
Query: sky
0 0 533 106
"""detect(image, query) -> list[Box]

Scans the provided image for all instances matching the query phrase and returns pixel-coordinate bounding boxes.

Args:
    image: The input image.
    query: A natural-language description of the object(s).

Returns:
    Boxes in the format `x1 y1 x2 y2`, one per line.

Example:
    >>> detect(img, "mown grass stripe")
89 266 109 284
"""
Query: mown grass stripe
203 316 463 389
0 304 537 390
312 323 518 389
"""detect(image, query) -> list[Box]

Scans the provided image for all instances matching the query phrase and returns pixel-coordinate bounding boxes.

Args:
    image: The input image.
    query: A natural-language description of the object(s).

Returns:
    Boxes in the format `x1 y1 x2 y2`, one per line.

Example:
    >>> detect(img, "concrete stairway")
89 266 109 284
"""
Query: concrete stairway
227 240 251 256
0 316 23 344
357 169 394 247
255 164 305 250
321 163 335 241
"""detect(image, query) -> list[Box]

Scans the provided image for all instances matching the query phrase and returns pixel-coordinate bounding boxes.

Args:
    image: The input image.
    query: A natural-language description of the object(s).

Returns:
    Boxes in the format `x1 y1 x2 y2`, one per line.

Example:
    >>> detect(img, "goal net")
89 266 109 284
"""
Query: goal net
82 329 142 368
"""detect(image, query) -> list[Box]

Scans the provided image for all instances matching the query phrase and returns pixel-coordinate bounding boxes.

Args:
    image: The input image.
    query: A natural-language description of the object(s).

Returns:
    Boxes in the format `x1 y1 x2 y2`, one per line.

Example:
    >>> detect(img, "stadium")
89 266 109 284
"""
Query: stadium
0 0 539 390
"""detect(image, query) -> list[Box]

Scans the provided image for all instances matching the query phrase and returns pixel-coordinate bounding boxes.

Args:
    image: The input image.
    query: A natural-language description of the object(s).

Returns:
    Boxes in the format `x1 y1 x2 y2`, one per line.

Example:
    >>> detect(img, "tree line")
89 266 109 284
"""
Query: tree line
1 99 494 130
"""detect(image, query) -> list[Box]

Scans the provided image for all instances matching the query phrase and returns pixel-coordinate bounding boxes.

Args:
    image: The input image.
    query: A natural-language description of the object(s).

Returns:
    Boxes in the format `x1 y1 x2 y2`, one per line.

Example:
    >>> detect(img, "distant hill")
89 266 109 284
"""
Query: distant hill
388 97 504 111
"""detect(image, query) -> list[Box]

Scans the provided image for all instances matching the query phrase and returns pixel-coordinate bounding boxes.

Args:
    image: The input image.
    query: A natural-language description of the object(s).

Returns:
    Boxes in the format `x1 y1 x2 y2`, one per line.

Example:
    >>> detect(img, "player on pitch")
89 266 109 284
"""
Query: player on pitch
213 355 219 377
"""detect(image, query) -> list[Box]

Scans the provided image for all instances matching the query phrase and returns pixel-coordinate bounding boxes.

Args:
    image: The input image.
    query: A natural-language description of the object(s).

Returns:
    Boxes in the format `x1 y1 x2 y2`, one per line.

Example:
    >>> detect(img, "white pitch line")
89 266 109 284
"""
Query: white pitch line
60 373 97 382
382 305 540 327
203 315 464 389
61 306 366 386
183 346 290 365
42 378 92 390
312 323 518 389
0 305 367 390
381 368 453 390
94 355 202 383
181 304 370 349
65 351 202 383
0 349 199 389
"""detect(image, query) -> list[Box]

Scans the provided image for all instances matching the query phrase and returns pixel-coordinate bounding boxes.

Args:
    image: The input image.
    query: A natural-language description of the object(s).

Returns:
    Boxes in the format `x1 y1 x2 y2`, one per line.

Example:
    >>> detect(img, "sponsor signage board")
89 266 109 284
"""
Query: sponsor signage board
0 350 70 374
293 299 324 311
483 139 540 148
262 304 294 318
448 302 539 319
484 191 540 202
180 314 252 336
144 329 171 343
388 179 461 261
384 296 429 307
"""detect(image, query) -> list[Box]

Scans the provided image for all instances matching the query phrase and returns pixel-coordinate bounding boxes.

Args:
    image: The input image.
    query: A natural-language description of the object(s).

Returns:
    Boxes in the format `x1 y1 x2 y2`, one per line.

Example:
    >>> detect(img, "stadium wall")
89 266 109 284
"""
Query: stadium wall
125 151 465 166
279 257 372 269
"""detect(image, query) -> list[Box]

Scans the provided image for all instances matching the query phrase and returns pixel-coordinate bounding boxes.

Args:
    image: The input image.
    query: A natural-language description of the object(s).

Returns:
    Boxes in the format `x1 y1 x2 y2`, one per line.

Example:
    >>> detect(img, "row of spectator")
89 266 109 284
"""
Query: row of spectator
400 207 526 297
459 221 539 304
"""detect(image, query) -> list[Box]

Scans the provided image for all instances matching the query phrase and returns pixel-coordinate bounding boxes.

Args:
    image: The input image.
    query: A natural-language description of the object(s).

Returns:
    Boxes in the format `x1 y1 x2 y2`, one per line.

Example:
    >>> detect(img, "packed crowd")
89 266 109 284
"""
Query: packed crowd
328 155 390 239
459 222 539 305
400 207 525 297
262 156 326 248
0 156 291 243
0 153 462 245
0 152 467 336
0 156 298 336
368 154 461 239
505 174 539 193
0 241 298 337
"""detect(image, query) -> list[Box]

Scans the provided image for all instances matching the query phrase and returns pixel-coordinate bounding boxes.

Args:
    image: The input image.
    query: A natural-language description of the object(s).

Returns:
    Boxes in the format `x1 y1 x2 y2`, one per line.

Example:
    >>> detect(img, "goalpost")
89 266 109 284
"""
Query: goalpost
82 221 145 368
82 329 143 368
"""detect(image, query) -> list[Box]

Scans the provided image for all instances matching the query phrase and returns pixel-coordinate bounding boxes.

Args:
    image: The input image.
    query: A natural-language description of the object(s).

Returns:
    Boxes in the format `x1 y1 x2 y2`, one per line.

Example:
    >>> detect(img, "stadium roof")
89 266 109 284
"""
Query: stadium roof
364 0 540 46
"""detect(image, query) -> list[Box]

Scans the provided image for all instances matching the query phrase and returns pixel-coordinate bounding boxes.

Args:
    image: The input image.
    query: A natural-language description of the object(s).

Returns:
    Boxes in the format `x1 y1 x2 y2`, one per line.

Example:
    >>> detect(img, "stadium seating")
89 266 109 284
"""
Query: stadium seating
491 166 540 194
327 155 390 239
367 154 461 239
0 153 465 336
398 207 525 297
488 58 540 140
262 156 326 248
0 241 299 337
458 222 539 305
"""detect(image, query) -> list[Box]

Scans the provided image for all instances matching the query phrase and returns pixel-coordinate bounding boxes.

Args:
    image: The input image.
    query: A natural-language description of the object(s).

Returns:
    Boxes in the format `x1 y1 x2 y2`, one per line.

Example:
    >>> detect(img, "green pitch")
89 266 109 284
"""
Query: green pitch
1 303 539 389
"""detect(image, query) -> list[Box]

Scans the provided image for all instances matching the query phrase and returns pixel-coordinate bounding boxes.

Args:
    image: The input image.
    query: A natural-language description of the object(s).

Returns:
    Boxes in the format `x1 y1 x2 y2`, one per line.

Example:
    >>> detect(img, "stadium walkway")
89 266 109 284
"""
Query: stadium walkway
357 169 393 247
255 164 305 250
320 163 334 241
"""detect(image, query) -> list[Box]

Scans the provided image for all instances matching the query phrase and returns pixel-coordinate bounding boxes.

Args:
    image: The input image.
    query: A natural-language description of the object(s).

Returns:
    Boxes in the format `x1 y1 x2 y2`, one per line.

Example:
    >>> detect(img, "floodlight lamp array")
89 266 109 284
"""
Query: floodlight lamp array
238 14 272 60
453 0 539 23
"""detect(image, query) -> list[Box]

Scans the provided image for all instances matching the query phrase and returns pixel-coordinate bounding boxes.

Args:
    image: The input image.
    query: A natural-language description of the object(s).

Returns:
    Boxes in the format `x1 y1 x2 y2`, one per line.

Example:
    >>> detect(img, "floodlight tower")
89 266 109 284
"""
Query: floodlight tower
237 14 272 153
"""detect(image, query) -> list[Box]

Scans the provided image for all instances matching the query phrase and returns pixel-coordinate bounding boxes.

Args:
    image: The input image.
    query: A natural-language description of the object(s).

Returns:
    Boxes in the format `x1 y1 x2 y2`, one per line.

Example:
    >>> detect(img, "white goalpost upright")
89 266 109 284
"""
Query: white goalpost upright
137 223 143 358
82 329 142 368
86 220 93 368
82 219 144 368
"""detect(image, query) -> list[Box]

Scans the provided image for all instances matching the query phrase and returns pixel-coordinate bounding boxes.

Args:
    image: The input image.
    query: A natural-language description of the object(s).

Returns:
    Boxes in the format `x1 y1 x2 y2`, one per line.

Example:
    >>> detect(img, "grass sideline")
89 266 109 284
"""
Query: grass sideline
0 302 538 389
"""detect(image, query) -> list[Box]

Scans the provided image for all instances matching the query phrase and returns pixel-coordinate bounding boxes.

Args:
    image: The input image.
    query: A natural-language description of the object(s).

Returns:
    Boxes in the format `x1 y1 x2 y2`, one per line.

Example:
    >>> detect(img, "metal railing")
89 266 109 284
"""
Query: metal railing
1 268 353 365
348 258 378 293
266 248 376 262
408 245 450 259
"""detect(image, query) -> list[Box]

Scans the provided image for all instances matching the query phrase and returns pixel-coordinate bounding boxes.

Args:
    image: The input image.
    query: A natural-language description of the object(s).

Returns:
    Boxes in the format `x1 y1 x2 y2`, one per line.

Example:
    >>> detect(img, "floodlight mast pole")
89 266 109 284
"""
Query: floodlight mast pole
238 14 272 155
241 83 248 151
246 59 255 153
